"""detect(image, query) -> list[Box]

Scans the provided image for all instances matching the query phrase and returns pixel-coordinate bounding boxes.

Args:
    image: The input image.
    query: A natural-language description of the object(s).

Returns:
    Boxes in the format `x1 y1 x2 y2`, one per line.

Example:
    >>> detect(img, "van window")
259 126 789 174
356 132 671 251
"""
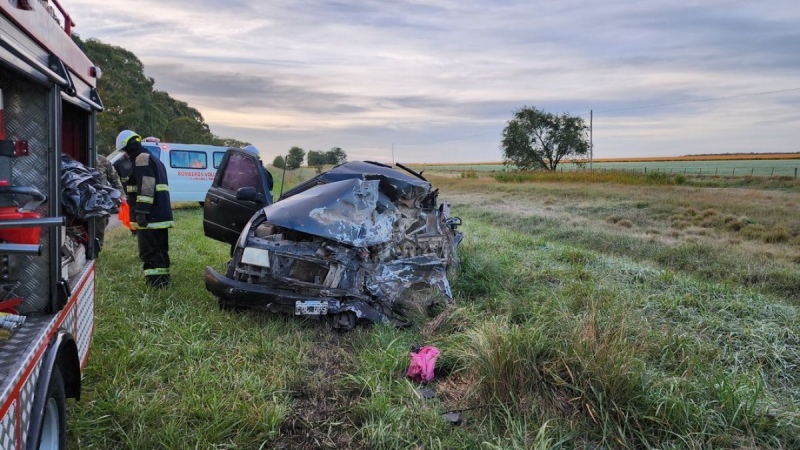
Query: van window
220 153 259 192
171 150 207 169
213 152 225 168
140 145 162 160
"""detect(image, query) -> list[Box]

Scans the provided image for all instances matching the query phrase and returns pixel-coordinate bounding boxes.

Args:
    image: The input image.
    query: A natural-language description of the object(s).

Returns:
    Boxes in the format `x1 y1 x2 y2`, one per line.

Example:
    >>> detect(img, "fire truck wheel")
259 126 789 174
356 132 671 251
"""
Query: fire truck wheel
38 367 67 450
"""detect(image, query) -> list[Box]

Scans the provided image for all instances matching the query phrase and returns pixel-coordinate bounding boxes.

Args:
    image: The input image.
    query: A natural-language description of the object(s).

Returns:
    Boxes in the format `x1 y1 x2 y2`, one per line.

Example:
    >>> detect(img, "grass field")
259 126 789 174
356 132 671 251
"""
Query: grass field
411 157 800 178
68 171 800 449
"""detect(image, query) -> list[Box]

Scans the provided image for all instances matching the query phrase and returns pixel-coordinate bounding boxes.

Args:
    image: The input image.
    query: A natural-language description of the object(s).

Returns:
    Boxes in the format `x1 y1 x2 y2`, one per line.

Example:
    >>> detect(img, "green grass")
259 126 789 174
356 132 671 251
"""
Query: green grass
414 159 800 178
495 170 689 186
69 182 800 448
492 169 800 190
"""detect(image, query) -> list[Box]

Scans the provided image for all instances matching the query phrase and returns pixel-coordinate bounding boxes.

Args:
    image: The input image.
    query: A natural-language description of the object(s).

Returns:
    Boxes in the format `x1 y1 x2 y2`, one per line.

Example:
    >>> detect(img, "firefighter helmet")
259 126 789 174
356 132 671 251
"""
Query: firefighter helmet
243 145 260 158
115 130 141 150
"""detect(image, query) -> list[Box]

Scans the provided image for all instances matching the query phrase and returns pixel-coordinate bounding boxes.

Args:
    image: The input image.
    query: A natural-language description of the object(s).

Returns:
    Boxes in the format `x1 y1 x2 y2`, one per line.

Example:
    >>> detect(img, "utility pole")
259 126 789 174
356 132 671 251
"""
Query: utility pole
590 109 593 172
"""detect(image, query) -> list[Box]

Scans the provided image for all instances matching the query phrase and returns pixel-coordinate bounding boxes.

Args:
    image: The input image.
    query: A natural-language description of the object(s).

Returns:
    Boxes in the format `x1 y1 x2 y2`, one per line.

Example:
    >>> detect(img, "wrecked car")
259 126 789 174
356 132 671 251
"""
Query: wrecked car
202 152 462 330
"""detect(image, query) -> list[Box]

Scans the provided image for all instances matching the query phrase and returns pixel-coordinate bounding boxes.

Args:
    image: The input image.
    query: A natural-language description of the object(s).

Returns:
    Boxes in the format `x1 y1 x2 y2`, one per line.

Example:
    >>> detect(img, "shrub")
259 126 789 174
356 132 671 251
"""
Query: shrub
617 219 633 228
762 226 791 243
671 220 691 230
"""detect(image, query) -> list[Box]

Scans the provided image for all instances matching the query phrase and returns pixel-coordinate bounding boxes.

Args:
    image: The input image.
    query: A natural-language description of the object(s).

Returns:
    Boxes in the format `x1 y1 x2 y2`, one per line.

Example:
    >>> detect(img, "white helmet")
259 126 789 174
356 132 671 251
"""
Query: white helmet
115 130 141 150
243 145 260 158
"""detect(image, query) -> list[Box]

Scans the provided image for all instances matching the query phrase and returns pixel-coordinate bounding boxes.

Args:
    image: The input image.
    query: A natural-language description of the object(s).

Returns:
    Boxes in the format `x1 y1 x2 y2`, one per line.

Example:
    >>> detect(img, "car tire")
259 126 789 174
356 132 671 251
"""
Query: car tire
327 311 356 331
37 366 67 450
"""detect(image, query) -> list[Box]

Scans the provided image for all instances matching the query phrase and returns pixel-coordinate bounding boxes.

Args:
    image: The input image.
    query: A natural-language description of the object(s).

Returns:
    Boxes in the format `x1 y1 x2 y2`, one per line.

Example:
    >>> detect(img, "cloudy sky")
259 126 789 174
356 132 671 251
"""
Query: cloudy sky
67 0 799 163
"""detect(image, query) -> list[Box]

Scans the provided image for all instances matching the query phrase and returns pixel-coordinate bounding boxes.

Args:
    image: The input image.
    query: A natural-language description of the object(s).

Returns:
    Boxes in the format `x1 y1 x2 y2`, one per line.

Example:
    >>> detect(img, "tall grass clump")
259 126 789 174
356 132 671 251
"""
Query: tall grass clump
494 170 687 186
443 217 800 448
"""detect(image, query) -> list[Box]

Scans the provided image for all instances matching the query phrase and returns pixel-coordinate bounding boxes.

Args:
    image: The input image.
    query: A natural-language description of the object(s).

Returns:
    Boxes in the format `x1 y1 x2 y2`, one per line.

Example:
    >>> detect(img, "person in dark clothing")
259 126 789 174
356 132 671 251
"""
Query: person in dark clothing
115 130 174 288
243 144 274 192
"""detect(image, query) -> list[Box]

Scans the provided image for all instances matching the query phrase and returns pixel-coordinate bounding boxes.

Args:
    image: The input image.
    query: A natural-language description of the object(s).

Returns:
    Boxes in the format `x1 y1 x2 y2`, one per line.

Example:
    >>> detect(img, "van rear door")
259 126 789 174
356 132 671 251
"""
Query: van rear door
203 148 272 245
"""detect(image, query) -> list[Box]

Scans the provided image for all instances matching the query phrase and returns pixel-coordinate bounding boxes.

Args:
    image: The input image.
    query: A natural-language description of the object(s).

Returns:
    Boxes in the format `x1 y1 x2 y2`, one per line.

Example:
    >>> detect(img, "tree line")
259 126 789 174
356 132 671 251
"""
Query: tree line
272 146 347 170
73 36 249 154
74 36 350 168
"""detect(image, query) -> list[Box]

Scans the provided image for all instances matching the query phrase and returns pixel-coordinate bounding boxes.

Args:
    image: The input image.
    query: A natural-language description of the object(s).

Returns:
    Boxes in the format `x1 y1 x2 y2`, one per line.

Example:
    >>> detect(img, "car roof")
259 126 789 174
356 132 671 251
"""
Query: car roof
280 161 431 202
141 142 234 151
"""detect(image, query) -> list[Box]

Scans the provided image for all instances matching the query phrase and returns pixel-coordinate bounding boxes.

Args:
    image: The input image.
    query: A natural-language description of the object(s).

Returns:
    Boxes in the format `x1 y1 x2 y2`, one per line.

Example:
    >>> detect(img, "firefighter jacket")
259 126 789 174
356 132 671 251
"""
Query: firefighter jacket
123 144 174 230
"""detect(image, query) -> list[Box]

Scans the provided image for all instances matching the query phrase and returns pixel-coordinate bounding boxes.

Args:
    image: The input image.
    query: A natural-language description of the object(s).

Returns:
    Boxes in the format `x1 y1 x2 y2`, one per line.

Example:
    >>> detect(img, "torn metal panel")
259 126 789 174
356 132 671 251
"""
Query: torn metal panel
365 255 453 305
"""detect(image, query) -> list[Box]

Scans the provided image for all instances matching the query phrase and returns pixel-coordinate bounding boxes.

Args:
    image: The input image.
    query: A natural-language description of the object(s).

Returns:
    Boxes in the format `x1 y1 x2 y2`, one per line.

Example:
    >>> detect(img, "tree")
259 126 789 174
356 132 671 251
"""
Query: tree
307 150 326 167
285 147 305 170
272 155 285 169
163 117 211 143
212 137 251 148
74 35 250 153
501 106 589 171
325 147 347 165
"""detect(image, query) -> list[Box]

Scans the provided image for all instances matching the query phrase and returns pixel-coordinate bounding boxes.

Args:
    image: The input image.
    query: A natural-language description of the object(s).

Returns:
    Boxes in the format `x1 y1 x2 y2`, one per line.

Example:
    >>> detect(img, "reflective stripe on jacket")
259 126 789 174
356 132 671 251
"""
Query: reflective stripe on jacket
123 149 173 228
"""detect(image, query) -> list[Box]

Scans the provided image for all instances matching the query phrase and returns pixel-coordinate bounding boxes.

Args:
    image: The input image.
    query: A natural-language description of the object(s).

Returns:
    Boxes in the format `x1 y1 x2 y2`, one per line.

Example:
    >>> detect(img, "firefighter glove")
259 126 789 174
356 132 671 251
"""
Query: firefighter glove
136 214 149 228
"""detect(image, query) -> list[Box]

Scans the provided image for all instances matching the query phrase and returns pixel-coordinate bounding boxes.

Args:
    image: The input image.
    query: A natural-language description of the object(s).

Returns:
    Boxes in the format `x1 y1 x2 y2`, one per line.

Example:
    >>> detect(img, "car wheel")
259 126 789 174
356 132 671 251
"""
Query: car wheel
38 366 67 450
329 311 356 330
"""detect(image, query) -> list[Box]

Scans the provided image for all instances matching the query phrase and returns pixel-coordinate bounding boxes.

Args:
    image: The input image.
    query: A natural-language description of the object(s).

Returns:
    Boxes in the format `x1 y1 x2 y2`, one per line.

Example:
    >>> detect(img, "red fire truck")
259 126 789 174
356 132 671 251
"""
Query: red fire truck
0 0 102 448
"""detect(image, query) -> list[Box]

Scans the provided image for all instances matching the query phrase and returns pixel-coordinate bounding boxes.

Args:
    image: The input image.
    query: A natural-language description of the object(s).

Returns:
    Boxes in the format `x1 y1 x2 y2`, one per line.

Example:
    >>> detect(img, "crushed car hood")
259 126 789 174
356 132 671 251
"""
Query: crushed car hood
263 178 399 247
280 161 432 203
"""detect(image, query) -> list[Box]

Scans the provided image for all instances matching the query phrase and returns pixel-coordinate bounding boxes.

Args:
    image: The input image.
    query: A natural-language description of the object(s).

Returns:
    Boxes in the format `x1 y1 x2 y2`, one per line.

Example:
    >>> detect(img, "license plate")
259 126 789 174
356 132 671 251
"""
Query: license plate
295 300 328 315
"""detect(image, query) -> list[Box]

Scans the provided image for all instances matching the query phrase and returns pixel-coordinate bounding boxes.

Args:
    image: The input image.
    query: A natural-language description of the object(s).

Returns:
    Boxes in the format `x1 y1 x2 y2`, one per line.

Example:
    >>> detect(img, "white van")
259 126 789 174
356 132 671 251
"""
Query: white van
109 139 231 203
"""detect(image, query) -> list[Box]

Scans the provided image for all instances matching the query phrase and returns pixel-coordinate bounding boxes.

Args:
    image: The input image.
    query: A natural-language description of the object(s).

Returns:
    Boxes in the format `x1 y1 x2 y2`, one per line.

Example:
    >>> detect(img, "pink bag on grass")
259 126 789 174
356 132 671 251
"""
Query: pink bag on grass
406 346 440 384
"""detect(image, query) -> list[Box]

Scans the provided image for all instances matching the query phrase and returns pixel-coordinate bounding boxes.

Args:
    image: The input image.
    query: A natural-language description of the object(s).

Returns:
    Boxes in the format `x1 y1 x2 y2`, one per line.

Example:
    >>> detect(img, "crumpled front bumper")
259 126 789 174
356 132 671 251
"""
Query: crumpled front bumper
205 266 313 313
204 266 405 326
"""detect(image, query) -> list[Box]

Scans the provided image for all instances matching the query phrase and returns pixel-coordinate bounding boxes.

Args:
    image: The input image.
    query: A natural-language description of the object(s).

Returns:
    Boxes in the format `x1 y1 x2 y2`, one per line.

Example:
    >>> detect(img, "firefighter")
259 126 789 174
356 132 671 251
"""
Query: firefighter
243 144 274 191
115 130 174 288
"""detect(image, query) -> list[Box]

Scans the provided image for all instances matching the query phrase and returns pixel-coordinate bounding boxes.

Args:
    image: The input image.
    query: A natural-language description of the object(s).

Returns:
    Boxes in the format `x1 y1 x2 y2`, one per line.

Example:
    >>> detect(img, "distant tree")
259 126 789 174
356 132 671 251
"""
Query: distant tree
325 147 347 164
212 137 251 148
501 106 589 171
307 150 326 167
286 146 305 170
272 155 285 169
163 117 211 143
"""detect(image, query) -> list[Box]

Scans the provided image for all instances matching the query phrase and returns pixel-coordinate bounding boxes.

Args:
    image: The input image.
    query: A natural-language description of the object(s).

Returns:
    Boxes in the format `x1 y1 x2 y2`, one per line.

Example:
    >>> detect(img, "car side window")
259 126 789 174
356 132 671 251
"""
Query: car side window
220 153 259 192
213 152 225 168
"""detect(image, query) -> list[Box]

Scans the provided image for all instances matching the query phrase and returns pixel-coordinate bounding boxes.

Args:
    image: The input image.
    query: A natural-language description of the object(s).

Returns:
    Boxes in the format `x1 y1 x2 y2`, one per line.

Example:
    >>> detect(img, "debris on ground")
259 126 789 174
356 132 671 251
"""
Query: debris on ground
407 344 441 384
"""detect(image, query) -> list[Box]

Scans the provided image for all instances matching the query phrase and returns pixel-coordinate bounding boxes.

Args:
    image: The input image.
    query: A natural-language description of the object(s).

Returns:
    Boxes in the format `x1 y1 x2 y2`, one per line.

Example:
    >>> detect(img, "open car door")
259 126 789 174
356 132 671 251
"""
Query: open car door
203 148 273 245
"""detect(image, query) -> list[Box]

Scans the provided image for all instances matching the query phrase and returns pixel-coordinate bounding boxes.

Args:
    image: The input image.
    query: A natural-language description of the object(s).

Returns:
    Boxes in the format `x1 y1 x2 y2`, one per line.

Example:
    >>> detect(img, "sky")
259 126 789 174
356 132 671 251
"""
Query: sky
66 0 800 164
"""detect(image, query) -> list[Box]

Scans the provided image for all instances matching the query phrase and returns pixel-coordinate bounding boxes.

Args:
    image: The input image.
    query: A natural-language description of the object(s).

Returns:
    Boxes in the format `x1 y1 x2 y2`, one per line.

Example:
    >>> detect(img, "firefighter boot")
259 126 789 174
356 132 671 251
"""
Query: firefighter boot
146 274 171 289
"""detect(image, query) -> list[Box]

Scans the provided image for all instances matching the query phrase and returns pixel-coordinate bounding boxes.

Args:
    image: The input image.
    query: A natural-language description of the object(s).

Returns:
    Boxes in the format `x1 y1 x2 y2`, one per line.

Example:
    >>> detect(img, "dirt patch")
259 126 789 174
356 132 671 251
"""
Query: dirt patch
274 333 361 450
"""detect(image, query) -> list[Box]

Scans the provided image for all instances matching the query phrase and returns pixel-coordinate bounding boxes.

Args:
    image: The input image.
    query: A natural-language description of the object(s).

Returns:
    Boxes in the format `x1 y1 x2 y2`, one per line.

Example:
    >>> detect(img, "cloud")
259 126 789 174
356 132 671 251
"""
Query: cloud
66 0 800 161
